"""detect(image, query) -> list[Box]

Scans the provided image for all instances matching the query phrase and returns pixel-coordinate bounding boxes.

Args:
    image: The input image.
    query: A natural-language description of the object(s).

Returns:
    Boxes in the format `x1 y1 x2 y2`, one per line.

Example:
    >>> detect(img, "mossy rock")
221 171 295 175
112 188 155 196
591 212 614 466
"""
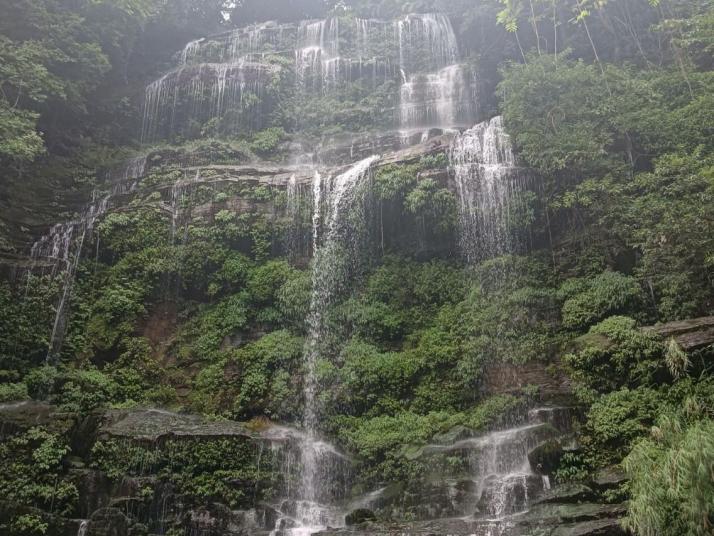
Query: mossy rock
592 466 627 490
345 508 376 526
534 483 597 505
432 425 473 444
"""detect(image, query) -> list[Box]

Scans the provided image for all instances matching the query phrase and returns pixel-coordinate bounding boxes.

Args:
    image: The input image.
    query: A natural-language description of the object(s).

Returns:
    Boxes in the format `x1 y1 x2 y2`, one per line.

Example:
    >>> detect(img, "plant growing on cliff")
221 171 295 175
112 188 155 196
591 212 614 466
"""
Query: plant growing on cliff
624 412 714 536
0 428 78 516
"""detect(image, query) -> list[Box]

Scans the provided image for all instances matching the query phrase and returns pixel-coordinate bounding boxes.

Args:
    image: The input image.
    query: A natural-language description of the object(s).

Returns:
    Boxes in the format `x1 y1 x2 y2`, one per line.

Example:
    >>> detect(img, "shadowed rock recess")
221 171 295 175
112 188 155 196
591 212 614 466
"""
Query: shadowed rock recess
0 2 712 536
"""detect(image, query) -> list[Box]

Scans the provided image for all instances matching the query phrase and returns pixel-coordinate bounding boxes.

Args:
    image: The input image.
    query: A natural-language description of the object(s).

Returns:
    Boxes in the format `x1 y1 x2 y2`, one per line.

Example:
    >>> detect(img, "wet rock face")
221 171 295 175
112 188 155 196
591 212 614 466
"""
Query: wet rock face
528 439 565 475
0 401 74 438
317 501 629 535
85 508 135 536
642 315 714 350
0 402 628 536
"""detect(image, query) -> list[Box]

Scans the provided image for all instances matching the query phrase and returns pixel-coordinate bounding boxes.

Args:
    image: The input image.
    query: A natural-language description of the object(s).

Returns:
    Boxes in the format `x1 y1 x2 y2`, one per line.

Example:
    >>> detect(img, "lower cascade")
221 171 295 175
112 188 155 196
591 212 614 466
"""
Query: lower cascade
268 406 576 535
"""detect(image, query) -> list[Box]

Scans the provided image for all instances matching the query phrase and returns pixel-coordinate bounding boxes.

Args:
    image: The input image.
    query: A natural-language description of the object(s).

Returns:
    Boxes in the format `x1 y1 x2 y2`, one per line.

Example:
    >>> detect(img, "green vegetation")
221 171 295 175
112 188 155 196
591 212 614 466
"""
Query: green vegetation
0 0 712 534
90 435 280 508
0 427 78 517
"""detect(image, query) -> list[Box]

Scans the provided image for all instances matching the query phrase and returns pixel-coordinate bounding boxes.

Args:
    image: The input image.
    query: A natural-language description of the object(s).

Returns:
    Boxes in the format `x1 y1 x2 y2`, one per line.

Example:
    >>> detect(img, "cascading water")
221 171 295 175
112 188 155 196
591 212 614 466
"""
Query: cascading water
140 61 276 142
396 13 474 138
28 156 150 361
141 12 475 146
389 407 574 535
396 13 459 73
30 192 108 362
399 64 473 130
76 519 88 536
274 156 379 535
450 115 530 263
24 11 548 533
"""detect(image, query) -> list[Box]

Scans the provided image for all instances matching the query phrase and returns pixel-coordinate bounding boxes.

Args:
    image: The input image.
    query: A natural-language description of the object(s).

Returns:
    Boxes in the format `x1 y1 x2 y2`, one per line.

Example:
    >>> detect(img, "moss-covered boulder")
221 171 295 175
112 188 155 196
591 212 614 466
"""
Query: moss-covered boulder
345 508 376 526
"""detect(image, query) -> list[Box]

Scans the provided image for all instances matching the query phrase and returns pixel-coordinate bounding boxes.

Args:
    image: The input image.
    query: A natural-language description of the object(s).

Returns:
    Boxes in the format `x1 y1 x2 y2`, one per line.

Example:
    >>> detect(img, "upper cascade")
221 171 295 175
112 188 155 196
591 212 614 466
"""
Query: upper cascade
141 13 477 145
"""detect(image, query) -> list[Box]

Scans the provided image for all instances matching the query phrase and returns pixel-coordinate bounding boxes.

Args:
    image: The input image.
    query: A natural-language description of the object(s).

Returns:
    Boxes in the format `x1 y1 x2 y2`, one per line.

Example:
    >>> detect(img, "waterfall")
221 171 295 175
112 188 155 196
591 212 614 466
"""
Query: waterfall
286 174 310 261
396 13 475 137
450 116 529 262
180 38 205 65
28 155 151 361
279 155 379 535
141 61 276 143
396 13 459 74
77 520 88 536
294 18 342 94
30 190 111 362
399 64 473 130
142 12 475 145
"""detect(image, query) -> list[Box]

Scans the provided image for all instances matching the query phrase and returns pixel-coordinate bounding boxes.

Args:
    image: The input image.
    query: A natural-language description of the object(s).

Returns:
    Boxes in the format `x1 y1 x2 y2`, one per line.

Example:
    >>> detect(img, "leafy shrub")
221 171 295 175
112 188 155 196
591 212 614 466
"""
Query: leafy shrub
559 271 645 330
581 387 663 466
231 330 303 419
90 437 278 509
564 316 663 396
24 366 59 400
0 428 77 516
5 514 49 536
0 382 28 402
54 368 120 412
624 414 714 536
337 395 522 483
277 270 312 329
191 330 303 420
339 339 420 412
248 127 287 157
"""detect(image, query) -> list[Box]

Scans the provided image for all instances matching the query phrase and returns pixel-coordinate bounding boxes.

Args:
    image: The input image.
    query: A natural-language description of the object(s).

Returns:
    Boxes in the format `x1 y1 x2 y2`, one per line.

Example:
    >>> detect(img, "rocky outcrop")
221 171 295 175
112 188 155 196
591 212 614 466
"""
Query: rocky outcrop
528 439 565 475
481 361 573 401
0 401 75 438
98 408 254 442
316 504 629 536
643 315 714 351
0 404 306 536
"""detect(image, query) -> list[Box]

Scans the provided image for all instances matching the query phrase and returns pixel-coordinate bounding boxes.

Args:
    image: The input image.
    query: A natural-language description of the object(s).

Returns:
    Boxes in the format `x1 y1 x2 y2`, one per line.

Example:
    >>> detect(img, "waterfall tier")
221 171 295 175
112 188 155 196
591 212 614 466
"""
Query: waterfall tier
450 116 531 262
142 13 476 144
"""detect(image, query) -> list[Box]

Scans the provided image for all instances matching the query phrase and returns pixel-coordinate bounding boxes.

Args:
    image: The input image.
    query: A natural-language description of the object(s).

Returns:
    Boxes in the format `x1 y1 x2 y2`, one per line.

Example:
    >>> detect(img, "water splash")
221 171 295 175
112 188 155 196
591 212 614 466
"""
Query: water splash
450 116 529 262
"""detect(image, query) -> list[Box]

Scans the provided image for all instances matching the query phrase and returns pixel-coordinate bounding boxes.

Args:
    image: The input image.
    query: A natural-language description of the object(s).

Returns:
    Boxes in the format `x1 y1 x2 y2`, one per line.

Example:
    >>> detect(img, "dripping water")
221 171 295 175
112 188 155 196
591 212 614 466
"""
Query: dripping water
142 13 475 146
29 156 149 361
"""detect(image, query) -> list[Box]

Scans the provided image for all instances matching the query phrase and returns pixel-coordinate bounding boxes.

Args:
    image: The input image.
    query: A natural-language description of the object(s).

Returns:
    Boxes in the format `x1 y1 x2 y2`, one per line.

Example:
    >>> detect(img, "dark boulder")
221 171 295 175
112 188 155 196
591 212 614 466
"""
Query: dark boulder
528 439 565 475
345 508 376 526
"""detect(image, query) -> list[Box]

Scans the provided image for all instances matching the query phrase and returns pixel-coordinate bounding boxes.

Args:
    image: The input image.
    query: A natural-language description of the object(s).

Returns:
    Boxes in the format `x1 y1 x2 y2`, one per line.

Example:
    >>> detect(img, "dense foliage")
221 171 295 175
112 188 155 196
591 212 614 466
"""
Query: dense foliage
0 0 712 534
